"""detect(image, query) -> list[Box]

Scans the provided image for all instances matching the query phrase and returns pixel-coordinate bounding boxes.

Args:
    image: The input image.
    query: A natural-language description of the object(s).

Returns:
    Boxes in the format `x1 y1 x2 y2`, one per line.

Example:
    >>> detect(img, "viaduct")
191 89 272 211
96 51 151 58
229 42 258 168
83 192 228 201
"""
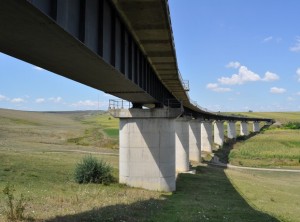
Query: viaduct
0 0 273 191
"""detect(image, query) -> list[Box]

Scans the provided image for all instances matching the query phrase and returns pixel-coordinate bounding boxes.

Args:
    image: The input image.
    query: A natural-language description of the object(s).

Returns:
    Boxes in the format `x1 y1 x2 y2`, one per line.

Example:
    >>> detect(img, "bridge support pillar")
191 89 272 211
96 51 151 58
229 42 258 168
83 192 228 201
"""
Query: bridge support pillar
240 121 249 136
201 120 213 153
175 118 190 172
188 120 201 162
214 121 224 147
253 121 260 132
227 121 237 139
110 108 182 192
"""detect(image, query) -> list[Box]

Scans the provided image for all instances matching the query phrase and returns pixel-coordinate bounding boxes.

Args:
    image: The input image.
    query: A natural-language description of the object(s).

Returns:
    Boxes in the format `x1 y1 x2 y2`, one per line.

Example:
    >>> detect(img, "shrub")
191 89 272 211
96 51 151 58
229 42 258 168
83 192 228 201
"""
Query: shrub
283 122 300 130
74 155 115 184
237 135 247 141
2 184 27 221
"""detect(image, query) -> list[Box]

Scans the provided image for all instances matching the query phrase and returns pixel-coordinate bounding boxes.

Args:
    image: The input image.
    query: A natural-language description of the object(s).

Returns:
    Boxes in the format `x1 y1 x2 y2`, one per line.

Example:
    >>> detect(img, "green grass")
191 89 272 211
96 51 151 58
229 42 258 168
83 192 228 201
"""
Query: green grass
1 152 288 221
103 128 119 138
70 112 119 148
226 112 300 124
151 166 280 222
226 169 300 222
223 112 300 168
229 129 300 168
1 109 300 221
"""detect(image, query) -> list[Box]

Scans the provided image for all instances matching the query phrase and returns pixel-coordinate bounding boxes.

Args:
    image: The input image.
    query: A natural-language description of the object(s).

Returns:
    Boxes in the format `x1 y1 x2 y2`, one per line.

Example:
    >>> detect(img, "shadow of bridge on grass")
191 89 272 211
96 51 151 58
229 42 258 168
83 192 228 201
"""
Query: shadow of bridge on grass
213 124 272 164
45 166 279 222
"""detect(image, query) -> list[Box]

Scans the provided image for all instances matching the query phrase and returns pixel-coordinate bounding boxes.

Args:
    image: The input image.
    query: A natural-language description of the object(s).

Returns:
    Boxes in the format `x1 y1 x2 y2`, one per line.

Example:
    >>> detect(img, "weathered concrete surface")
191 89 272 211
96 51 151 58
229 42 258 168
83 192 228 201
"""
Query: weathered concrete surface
240 122 249 136
227 121 237 139
201 120 213 153
119 117 176 192
253 121 260 132
175 118 189 172
189 120 201 162
110 108 182 119
214 121 224 146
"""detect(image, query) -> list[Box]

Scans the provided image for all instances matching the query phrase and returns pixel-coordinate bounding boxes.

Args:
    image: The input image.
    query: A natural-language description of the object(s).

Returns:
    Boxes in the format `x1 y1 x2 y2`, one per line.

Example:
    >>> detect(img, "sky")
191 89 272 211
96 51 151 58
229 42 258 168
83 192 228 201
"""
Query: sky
1 0 300 112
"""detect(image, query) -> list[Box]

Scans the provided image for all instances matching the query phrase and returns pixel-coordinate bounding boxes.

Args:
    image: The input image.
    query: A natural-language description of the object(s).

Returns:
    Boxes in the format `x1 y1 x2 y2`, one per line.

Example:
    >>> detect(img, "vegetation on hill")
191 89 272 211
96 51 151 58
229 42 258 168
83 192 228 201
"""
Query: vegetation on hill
74 155 115 184
217 112 300 168
1 109 300 221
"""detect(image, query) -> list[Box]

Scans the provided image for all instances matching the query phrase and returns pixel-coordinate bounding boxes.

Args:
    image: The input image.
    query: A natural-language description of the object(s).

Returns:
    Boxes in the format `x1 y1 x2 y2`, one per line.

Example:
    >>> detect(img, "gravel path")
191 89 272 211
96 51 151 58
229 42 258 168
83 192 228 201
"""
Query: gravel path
209 162 300 173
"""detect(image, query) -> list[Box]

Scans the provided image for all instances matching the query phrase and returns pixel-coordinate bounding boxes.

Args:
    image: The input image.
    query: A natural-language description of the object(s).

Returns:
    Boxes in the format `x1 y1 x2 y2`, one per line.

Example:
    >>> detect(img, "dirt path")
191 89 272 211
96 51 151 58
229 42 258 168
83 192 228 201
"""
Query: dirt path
43 149 119 156
209 162 300 173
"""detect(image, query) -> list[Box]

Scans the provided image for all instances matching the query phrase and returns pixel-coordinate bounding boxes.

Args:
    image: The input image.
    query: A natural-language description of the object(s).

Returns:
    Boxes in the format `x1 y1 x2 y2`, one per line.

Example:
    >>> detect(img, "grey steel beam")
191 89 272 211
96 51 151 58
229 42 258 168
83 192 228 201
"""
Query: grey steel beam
0 0 177 107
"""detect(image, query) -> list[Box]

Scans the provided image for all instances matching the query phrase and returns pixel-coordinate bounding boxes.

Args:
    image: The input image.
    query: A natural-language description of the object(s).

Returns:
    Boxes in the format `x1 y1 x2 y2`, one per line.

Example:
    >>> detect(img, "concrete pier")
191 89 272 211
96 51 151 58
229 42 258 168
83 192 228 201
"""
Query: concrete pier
188 120 201 162
111 108 182 192
175 118 189 172
214 121 224 147
227 121 237 139
201 120 213 153
253 121 260 132
240 121 249 136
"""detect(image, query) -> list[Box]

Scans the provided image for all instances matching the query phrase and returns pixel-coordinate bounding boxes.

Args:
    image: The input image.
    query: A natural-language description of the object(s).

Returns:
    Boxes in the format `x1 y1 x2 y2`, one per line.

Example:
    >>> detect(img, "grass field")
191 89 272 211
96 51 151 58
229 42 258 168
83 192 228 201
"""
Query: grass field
220 112 300 168
226 112 300 124
1 109 300 221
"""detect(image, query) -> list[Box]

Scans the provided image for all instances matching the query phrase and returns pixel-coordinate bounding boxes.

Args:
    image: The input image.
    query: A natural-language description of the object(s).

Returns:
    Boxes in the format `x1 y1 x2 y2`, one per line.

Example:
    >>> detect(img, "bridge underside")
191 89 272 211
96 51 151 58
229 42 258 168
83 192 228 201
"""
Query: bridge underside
0 0 274 123
0 0 177 106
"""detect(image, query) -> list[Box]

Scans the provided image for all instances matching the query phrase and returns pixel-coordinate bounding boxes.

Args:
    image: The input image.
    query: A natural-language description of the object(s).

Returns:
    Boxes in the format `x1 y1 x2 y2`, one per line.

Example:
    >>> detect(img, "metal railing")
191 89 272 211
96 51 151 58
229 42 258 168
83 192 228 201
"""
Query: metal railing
190 100 215 113
108 99 131 109
178 71 190 91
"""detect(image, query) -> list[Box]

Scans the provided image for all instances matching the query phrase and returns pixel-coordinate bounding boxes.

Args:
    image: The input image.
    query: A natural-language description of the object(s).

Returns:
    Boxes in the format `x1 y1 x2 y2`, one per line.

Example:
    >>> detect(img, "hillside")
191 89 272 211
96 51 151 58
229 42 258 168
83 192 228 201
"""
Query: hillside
0 108 119 153
223 111 300 124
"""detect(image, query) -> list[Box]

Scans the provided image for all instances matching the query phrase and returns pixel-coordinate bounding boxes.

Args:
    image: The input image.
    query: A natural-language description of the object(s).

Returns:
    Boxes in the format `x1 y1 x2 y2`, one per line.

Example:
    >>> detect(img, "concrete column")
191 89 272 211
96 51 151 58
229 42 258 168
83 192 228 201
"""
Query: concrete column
201 120 213 153
188 120 201 162
227 121 237 139
214 121 224 147
253 121 260 132
111 108 183 192
175 118 189 173
240 121 249 136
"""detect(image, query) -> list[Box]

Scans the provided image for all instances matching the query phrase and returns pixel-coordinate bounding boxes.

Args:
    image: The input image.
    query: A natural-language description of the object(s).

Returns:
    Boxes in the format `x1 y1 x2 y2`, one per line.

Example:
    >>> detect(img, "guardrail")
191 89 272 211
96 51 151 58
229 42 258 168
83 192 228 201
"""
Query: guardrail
108 99 131 109
190 100 215 113
178 71 190 91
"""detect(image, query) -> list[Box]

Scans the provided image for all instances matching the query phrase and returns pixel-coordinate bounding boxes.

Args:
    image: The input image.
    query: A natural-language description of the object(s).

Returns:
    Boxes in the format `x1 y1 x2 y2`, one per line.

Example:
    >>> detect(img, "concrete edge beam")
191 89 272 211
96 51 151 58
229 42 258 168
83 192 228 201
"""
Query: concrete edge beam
109 108 183 119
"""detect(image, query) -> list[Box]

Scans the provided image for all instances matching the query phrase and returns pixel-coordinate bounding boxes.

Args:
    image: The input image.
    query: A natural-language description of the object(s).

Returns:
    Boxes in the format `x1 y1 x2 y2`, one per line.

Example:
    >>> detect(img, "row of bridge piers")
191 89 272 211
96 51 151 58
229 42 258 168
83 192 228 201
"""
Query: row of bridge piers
110 108 267 192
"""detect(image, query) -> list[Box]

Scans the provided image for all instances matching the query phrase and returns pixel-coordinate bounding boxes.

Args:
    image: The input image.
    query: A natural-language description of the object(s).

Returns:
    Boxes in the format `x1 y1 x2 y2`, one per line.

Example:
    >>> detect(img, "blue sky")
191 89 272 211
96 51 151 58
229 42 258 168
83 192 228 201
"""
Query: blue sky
1 0 300 112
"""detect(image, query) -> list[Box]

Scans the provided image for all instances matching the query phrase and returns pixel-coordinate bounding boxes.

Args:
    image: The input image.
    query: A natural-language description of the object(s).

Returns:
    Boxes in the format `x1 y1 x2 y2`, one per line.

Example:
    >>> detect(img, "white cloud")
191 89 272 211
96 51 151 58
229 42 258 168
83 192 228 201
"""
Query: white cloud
218 64 279 85
263 36 273 43
35 98 45 103
0 94 9 101
290 37 300 52
206 83 232 92
287 97 295 101
262 71 279 81
270 87 286 94
225 61 241 69
297 68 300 81
297 92 300 96
11 98 25 103
33 66 44 71
71 100 98 107
49 97 62 103
218 66 260 85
